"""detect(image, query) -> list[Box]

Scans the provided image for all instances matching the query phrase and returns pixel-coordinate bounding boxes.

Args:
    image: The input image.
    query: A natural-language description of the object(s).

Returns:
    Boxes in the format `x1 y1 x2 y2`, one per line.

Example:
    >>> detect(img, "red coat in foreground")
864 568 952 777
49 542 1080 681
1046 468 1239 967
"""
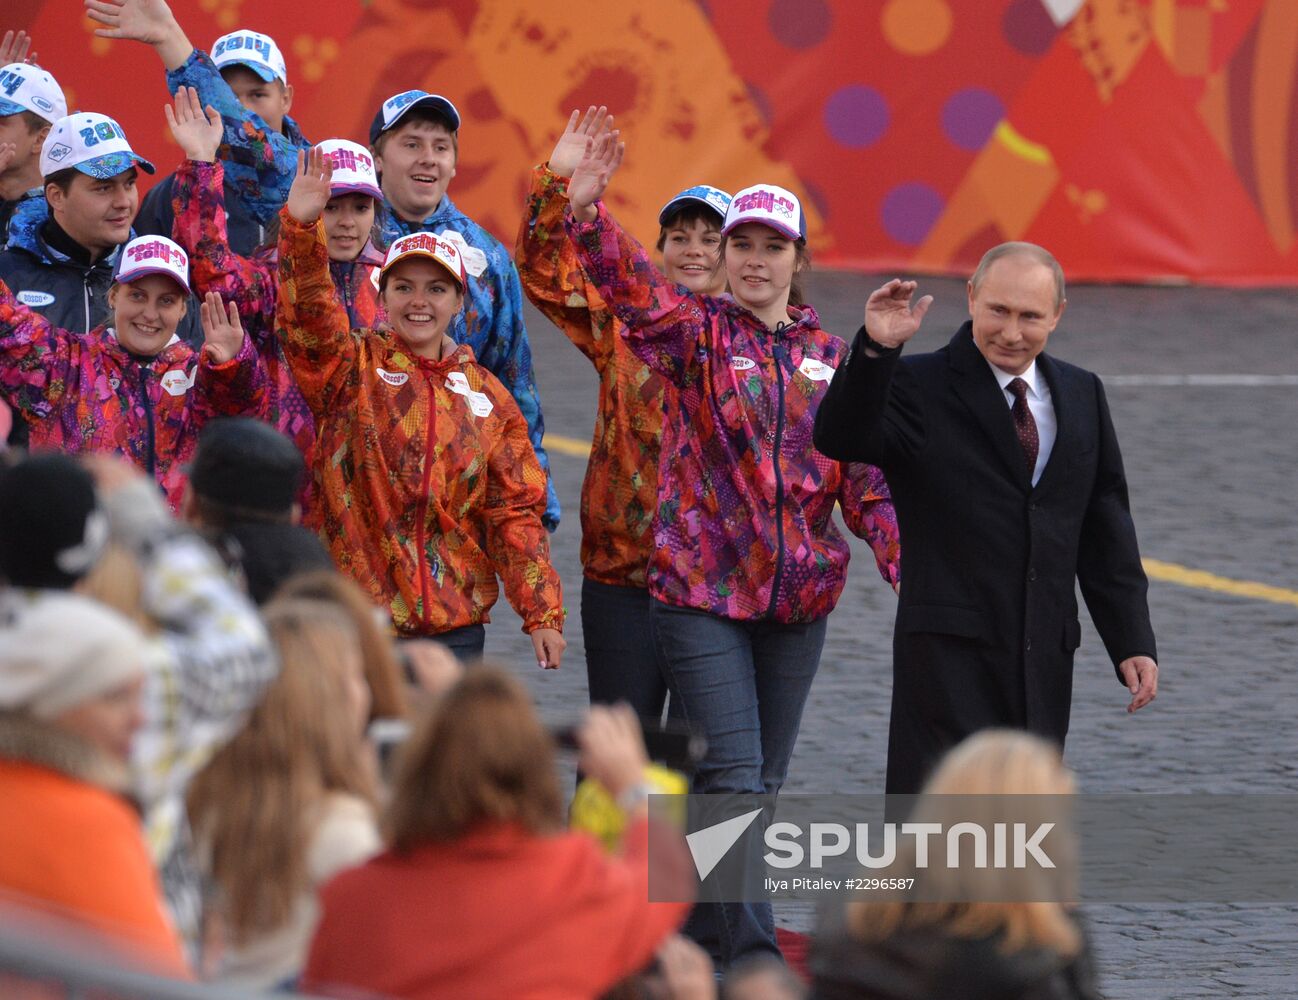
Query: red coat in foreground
301 817 690 1000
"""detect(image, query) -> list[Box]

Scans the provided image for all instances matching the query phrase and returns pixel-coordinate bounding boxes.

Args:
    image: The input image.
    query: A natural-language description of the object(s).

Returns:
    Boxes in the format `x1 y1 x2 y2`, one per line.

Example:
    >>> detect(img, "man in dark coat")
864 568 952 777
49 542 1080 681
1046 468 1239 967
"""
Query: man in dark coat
813 242 1159 794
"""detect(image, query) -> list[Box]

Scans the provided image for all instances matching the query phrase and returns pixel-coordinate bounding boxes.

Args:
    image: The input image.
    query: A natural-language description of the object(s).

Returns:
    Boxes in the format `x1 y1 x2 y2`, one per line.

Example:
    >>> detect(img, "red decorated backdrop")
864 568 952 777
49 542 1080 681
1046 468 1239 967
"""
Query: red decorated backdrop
12 0 1298 284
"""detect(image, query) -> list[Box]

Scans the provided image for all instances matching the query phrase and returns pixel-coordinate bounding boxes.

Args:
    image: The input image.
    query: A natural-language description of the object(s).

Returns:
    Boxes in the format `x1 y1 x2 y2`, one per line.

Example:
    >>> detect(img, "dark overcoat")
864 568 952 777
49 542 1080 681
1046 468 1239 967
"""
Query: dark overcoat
814 323 1157 793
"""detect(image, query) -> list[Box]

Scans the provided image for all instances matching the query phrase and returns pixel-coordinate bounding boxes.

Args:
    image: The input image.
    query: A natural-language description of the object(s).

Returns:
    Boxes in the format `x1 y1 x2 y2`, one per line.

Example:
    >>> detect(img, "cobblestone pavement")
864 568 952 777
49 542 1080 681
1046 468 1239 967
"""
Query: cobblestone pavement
482 274 1298 998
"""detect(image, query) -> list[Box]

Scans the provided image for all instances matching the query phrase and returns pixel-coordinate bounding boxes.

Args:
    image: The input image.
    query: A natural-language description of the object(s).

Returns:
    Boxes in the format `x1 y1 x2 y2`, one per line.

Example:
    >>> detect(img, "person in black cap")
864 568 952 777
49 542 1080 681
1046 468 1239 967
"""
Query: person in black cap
0 452 107 589
182 416 333 604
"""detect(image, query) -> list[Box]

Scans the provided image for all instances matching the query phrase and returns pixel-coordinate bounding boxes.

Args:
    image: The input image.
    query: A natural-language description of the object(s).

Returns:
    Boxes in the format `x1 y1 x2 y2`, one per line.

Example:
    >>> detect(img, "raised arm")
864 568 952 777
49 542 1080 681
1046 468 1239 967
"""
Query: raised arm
275 149 357 417
86 0 303 224
814 279 934 465
0 278 77 419
514 107 619 366
480 384 566 661
838 461 901 591
192 292 268 425
167 87 277 344
563 134 708 386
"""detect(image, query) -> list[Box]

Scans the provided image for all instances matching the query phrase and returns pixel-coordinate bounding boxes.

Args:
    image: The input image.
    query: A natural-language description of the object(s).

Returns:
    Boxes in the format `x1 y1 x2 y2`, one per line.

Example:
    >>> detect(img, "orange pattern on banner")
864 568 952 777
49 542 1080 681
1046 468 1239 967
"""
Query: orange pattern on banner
15 0 1298 284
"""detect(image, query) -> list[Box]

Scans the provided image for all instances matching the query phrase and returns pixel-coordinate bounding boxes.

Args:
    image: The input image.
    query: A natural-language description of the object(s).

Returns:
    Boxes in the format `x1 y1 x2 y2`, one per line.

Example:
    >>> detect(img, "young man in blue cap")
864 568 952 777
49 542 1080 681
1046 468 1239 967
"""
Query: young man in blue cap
0 62 68 241
85 0 310 253
371 89 560 528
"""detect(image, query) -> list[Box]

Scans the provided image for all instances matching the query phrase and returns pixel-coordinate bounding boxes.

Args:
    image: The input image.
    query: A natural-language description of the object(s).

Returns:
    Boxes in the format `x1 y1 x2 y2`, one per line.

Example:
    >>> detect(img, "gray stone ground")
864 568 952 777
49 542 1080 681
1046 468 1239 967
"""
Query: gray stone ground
482 274 1298 998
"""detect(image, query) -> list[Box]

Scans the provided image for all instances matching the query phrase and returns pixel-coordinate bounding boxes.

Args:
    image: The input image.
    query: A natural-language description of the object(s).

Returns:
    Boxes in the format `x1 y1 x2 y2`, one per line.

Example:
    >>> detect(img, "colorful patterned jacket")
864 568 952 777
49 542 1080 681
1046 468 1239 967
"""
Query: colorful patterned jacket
0 280 268 511
515 164 663 588
275 211 564 637
380 196 559 529
164 49 311 227
172 159 385 513
566 204 900 624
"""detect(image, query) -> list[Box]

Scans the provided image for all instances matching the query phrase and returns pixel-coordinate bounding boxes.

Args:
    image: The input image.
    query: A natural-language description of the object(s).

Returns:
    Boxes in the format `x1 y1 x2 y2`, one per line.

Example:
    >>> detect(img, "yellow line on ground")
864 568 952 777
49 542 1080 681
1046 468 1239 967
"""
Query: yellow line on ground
543 437 1298 608
543 433 594 457
1142 558 1298 608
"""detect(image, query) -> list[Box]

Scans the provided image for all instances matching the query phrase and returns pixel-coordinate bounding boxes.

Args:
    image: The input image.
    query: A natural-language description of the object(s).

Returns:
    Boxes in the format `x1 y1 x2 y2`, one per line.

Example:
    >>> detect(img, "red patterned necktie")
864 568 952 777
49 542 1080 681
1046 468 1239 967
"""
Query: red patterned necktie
1007 377 1039 473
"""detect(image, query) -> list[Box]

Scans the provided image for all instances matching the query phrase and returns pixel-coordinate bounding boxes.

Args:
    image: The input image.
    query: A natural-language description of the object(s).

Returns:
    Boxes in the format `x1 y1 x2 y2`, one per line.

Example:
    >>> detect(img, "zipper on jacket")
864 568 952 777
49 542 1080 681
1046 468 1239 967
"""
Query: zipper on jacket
138 364 157 477
766 326 789 619
416 371 438 628
82 274 93 333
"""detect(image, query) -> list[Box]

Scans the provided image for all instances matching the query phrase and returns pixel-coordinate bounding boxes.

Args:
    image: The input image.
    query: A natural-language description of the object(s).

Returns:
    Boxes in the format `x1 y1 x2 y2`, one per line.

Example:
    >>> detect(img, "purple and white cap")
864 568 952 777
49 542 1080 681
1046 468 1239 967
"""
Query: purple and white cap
318 139 383 200
721 183 806 241
114 236 191 294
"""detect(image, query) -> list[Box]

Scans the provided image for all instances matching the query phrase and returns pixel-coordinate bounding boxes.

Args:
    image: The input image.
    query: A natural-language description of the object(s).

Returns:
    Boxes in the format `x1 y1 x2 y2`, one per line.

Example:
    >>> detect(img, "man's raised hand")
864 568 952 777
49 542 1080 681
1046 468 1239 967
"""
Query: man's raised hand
549 106 615 180
566 132 625 223
164 86 223 164
864 278 933 350
0 30 34 65
84 0 192 69
285 147 334 225
200 292 244 365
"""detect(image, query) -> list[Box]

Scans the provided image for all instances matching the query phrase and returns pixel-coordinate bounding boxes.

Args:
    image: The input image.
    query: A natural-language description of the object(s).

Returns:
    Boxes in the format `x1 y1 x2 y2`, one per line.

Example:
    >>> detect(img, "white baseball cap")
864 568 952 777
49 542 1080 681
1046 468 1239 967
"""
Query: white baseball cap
380 232 467 289
40 113 155 179
370 90 461 143
212 29 288 85
0 591 151 720
722 184 807 241
0 62 68 124
114 235 192 294
318 139 383 201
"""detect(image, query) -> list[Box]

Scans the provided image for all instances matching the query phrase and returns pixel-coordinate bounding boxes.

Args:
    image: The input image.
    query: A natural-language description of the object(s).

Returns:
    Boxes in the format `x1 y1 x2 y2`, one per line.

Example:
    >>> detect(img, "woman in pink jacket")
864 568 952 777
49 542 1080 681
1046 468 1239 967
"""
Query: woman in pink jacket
0 233 265 510
565 133 900 968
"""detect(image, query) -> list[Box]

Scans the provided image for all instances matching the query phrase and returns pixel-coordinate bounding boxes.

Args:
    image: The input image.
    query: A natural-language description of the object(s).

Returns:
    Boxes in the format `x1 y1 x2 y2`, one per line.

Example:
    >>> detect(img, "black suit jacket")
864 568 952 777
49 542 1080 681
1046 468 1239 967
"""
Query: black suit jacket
814 323 1156 793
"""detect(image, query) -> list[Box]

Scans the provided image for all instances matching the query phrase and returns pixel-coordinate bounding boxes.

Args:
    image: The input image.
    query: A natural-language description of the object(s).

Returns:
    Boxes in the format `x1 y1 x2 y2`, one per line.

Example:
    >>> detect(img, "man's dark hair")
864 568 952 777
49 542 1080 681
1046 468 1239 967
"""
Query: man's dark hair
43 166 80 195
18 111 49 134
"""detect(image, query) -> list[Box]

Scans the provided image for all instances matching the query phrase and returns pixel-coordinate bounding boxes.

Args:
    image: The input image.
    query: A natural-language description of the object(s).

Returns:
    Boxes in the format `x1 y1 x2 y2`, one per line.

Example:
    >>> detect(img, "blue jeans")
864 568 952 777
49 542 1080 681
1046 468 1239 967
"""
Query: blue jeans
434 623 485 663
581 577 668 723
650 599 827 968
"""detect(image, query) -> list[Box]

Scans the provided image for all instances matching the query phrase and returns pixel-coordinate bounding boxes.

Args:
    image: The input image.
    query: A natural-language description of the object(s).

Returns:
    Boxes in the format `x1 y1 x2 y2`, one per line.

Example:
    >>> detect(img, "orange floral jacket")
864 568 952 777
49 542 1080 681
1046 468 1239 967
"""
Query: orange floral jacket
275 212 563 637
515 164 663 588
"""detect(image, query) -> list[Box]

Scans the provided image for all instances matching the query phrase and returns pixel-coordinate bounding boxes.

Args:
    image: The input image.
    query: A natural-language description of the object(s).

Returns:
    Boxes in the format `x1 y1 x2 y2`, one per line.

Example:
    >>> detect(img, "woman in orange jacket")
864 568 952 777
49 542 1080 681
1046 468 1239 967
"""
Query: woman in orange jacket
275 147 565 666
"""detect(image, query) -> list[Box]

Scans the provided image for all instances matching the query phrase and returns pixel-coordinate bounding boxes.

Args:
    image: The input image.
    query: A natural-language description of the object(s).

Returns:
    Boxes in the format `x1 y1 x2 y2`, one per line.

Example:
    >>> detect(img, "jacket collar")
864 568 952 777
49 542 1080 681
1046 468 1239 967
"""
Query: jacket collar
0 711 131 795
717 298 822 336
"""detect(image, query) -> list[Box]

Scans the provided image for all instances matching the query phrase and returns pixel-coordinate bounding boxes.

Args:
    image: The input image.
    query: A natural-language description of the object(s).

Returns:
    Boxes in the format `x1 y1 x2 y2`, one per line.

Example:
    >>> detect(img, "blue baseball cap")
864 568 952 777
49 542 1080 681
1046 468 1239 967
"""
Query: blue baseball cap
370 90 461 144
658 185 732 226
39 113 155 180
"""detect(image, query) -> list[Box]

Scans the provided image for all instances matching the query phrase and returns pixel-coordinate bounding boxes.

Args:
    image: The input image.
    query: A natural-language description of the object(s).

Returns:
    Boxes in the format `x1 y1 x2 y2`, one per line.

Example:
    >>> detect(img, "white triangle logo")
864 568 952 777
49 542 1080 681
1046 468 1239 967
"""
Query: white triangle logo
686 807 764 881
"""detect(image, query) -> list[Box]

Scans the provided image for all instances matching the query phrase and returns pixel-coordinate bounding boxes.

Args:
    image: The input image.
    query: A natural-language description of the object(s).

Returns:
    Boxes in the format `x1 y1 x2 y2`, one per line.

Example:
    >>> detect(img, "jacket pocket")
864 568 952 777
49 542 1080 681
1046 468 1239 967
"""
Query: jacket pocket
1062 619 1082 652
899 604 987 639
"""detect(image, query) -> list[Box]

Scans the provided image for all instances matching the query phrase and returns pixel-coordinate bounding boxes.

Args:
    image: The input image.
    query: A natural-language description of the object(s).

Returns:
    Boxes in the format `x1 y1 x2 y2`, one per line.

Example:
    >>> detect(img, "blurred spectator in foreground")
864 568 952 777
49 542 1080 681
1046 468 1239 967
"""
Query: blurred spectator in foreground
0 452 275 958
187 597 380 990
302 667 693 999
724 954 807 1000
810 730 1100 1000
0 590 189 978
183 416 333 604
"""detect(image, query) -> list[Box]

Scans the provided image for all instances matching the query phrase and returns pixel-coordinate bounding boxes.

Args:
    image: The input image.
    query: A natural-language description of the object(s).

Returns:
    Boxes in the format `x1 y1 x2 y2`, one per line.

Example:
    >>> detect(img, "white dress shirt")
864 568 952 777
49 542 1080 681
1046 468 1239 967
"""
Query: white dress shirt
988 358 1056 487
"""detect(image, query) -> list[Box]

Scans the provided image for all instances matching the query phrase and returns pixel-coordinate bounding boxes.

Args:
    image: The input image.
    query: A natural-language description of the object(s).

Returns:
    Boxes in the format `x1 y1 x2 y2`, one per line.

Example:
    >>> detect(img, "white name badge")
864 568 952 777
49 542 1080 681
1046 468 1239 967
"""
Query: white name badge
731 356 757 371
466 390 493 417
444 372 470 395
377 367 409 386
437 229 489 278
160 368 195 396
797 357 836 382
17 290 55 307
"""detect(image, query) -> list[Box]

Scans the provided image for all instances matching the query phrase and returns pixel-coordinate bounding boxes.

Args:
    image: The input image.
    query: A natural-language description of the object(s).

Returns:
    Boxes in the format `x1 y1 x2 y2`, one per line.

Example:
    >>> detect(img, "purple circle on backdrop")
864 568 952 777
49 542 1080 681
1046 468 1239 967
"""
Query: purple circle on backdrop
768 0 832 50
1003 0 1059 57
941 88 1005 151
823 85 890 149
881 183 945 246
